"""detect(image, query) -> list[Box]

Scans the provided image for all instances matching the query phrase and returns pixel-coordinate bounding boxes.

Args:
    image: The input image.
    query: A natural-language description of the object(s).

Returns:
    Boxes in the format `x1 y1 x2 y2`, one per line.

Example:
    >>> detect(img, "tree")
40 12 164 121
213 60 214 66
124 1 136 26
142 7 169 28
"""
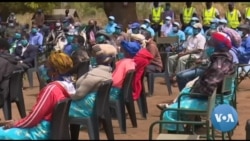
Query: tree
103 2 138 31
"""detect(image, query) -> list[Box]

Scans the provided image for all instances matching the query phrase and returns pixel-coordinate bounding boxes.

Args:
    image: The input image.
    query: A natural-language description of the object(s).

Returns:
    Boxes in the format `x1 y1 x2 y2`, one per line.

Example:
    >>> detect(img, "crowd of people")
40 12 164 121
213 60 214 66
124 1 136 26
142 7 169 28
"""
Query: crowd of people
0 2 248 139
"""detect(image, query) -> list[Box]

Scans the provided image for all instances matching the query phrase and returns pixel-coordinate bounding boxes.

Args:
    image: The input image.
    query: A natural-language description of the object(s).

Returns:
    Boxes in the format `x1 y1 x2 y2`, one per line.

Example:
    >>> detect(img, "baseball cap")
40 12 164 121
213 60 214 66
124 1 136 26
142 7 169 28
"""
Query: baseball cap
191 17 199 21
210 18 219 24
140 24 147 29
173 22 180 27
165 16 172 20
219 18 227 24
129 22 140 29
144 19 151 23
108 16 115 21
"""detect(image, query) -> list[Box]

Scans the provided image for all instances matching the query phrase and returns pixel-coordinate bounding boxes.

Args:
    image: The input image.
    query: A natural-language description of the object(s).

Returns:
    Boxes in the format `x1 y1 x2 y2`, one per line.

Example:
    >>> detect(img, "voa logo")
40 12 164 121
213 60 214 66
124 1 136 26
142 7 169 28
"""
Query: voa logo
214 113 235 123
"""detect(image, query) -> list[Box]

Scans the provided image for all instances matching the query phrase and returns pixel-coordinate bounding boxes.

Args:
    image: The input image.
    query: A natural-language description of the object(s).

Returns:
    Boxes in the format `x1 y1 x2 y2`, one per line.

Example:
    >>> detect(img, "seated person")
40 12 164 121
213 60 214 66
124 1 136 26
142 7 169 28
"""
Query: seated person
14 39 38 71
112 24 129 51
69 43 117 118
160 32 236 132
105 16 117 35
166 22 186 52
0 51 75 140
63 34 76 56
127 22 141 34
110 40 140 101
29 25 44 50
142 30 163 73
184 17 205 38
204 18 219 40
168 23 206 86
142 19 155 38
161 16 173 37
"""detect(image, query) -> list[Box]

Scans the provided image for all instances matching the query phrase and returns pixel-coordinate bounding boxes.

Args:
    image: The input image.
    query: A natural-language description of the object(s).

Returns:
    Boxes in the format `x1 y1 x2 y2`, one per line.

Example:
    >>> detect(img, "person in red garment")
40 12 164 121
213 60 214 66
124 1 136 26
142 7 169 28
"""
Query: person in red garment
0 51 75 140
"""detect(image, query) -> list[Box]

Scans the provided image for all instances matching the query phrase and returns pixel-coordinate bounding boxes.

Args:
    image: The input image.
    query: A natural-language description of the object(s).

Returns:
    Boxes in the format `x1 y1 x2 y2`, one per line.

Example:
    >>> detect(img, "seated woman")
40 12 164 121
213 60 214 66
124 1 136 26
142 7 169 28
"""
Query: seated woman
69 43 117 118
109 40 140 101
161 32 236 132
0 51 75 140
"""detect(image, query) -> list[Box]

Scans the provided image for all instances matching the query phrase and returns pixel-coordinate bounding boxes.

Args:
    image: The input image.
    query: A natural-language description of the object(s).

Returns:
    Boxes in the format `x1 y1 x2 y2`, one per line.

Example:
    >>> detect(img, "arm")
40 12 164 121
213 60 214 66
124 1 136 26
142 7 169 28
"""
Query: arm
237 10 242 22
14 84 57 128
38 34 44 46
22 47 38 64
160 25 165 37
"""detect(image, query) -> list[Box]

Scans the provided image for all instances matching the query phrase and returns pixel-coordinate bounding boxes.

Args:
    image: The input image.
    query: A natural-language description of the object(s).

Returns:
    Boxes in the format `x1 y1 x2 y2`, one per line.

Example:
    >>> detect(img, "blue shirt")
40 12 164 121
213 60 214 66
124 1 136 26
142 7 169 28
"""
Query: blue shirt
147 27 155 38
240 36 250 54
184 26 205 37
167 30 186 42
105 23 117 35
29 32 43 47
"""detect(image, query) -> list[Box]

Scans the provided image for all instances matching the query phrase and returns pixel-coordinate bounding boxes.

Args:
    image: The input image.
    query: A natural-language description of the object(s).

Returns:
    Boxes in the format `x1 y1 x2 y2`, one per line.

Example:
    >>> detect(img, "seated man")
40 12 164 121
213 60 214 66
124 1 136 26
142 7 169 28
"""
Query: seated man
166 22 186 52
14 39 38 71
105 16 117 35
127 22 140 34
29 25 44 50
142 30 163 73
112 24 129 51
143 19 156 38
161 16 173 37
168 23 206 86
184 17 205 38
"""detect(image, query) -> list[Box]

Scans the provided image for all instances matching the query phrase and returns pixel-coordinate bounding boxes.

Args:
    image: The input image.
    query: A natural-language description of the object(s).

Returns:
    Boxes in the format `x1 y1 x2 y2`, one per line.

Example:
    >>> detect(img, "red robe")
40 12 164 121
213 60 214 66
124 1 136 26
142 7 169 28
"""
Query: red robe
132 48 153 100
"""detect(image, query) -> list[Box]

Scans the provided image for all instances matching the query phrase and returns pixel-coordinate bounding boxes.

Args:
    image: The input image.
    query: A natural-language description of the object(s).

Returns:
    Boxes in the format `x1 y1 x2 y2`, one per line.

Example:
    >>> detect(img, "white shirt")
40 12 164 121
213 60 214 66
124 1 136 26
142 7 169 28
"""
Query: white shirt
183 33 206 58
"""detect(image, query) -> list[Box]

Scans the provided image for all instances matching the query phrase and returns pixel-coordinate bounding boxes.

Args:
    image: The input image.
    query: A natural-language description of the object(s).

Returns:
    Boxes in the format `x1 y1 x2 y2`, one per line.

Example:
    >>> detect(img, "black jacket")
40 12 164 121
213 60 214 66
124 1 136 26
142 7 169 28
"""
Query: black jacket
0 51 18 107
14 44 38 67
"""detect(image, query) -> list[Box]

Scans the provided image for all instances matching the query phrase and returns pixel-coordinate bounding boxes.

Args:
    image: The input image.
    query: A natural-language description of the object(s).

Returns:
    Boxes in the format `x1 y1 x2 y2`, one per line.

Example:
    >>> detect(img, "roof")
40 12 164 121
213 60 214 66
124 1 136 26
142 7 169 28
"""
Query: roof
52 9 79 18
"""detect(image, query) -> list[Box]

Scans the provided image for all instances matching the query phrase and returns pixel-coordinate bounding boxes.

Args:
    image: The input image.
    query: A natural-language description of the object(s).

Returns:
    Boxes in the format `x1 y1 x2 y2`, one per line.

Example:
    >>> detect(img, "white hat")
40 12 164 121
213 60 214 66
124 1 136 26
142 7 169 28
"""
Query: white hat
173 22 180 27
219 18 227 24
140 24 147 29
165 16 172 20
191 17 199 21
210 18 219 23
144 19 151 23
108 16 115 21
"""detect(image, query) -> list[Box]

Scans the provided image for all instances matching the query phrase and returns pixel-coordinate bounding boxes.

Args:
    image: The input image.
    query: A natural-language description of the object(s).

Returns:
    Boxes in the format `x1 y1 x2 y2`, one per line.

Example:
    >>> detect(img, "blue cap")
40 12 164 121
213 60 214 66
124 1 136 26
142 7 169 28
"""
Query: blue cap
129 22 140 29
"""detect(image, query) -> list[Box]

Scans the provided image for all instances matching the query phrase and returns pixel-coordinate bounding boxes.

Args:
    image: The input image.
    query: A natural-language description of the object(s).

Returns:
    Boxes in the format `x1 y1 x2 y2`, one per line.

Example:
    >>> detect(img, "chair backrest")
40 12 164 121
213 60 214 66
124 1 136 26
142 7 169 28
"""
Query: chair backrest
94 80 113 117
9 69 24 102
221 71 237 94
121 70 135 101
207 88 217 117
155 36 179 45
50 98 72 140
76 60 90 79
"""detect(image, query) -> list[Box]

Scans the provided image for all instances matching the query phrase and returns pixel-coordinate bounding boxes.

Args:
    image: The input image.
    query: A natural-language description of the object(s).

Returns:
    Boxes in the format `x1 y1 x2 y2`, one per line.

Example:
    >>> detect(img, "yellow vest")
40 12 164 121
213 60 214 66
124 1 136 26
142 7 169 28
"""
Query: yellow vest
183 7 195 25
226 9 240 29
152 7 163 23
203 7 216 26
246 7 250 18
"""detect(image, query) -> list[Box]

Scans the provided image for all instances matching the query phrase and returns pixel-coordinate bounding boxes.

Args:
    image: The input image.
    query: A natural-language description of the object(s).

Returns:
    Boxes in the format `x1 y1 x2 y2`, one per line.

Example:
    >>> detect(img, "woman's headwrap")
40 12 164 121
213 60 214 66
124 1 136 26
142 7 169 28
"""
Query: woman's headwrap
120 40 141 57
210 32 232 51
130 33 147 48
92 44 117 64
48 51 73 74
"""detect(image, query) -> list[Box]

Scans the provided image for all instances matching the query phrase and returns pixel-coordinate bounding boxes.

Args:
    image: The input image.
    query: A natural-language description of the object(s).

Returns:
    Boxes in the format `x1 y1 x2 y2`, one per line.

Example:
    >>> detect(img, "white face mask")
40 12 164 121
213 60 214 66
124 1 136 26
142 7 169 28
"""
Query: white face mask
165 20 171 25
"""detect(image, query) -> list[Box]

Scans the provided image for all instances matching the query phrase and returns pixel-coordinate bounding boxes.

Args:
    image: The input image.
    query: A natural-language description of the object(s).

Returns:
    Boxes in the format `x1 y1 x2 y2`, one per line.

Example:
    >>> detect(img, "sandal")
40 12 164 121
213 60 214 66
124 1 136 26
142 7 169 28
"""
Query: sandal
156 103 169 110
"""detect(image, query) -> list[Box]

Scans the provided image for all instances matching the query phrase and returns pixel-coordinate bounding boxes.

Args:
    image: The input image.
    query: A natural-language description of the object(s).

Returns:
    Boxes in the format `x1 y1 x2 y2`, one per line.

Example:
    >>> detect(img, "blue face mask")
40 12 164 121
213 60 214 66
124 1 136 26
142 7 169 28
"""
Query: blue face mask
172 27 178 32
206 46 215 57
132 28 139 34
109 20 114 25
191 21 196 26
165 20 171 25
144 23 149 27
193 28 200 35
38 65 51 83
67 35 74 44
114 28 122 34
210 23 217 29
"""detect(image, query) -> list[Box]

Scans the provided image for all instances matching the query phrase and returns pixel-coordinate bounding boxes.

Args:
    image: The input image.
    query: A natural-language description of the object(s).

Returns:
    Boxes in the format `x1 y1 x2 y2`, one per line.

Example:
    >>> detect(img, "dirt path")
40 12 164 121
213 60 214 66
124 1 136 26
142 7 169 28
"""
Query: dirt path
1 75 249 140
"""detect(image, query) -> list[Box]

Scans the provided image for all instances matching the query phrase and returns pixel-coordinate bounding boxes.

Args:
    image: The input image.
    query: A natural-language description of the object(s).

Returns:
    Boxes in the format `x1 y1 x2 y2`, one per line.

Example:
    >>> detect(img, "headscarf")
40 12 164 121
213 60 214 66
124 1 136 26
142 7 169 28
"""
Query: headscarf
130 33 147 48
48 51 73 74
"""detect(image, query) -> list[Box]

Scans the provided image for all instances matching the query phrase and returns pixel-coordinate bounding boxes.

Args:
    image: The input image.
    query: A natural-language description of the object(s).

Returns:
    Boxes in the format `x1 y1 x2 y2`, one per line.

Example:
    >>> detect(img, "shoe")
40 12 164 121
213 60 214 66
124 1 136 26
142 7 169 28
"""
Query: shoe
156 103 169 110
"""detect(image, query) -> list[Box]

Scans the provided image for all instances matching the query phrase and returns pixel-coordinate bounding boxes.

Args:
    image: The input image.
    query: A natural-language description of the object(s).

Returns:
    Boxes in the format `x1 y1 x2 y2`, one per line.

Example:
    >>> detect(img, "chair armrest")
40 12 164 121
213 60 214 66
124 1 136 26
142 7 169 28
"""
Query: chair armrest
148 120 208 140
176 93 209 108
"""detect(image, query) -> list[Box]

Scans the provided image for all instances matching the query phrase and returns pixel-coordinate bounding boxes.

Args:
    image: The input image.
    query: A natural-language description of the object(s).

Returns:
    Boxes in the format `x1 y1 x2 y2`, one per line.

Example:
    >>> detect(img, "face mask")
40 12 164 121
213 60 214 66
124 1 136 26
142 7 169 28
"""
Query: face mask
238 31 243 37
191 21 196 26
115 28 122 34
165 20 171 25
144 23 149 27
132 28 139 34
109 20 114 25
205 46 215 57
173 27 178 32
67 35 74 44
193 28 200 35
38 65 51 83
210 23 217 29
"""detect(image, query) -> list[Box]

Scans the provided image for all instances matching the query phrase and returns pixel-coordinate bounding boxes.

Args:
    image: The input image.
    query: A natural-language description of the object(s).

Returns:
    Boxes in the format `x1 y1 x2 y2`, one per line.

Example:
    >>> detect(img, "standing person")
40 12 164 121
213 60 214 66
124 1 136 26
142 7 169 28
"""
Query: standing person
180 2 197 30
202 2 220 32
0 51 75 140
225 2 242 30
149 2 164 37
244 7 250 23
105 16 117 35
163 3 175 22
31 9 45 29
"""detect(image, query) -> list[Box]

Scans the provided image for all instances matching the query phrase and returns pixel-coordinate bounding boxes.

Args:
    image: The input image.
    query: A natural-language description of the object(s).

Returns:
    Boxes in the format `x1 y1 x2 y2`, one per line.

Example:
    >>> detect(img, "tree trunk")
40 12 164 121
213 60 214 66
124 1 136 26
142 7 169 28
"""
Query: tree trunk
103 2 138 31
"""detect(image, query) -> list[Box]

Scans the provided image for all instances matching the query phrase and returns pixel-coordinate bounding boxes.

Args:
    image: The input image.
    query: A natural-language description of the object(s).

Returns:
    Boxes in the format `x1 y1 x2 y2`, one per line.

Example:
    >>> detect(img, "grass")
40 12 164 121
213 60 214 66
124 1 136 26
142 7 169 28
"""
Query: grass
16 2 250 27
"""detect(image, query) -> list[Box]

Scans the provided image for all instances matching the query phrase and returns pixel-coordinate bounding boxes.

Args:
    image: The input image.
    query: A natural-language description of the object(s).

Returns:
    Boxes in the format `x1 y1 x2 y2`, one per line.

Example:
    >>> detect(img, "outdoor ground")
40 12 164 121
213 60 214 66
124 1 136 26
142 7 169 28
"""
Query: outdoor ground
0 74 249 140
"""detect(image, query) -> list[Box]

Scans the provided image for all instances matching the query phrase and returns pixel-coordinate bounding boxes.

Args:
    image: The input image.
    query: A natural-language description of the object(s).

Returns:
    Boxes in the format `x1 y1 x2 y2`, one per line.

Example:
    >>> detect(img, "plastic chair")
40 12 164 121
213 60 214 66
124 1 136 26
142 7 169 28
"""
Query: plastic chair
109 70 137 133
147 52 172 96
26 55 39 88
3 69 26 120
69 80 114 140
50 98 72 140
